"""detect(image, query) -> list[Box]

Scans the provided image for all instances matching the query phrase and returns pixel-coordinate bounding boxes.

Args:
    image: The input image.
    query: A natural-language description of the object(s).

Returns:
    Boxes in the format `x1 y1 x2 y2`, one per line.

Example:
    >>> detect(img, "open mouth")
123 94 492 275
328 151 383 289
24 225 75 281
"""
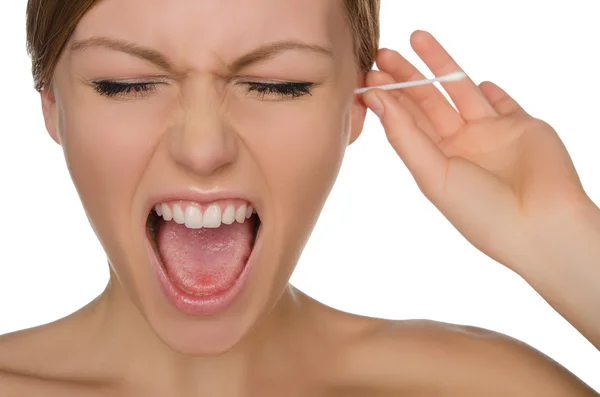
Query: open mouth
145 202 261 298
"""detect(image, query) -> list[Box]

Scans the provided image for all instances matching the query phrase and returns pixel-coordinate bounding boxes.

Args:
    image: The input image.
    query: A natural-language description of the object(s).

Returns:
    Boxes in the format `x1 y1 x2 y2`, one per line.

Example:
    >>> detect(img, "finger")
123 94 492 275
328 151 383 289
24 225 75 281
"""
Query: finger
409 30 498 121
365 70 442 144
376 48 464 137
478 81 528 116
362 88 448 201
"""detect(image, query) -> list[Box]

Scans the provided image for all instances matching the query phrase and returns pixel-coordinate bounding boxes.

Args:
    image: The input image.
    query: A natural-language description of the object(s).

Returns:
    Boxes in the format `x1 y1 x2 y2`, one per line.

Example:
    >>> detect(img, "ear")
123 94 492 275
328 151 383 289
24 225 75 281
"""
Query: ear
40 84 60 145
348 72 368 145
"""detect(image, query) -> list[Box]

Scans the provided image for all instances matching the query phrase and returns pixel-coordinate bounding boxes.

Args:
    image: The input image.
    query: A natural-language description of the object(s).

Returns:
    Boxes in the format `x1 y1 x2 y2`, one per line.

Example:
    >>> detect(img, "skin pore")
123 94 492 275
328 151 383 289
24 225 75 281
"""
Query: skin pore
0 0 597 396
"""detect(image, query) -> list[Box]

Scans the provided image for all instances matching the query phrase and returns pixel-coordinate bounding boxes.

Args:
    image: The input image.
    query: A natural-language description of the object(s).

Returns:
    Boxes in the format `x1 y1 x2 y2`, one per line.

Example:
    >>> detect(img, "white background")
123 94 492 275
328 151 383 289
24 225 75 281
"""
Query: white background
1 0 599 389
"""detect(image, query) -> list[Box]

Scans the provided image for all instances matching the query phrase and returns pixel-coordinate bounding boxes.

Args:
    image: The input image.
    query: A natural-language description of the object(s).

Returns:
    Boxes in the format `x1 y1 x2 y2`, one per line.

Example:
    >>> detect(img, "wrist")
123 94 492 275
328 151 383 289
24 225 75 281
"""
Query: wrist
515 197 600 280
513 198 600 348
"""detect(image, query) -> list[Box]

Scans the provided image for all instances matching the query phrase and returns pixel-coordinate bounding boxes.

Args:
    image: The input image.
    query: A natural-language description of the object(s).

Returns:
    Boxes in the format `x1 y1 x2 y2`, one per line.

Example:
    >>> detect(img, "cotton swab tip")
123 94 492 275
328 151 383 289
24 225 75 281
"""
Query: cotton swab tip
437 71 467 82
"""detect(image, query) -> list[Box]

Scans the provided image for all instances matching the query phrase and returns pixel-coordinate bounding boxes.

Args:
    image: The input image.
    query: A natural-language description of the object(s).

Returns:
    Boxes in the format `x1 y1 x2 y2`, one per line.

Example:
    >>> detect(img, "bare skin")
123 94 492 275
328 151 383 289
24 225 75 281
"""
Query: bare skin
0 285 596 396
1 0 598 395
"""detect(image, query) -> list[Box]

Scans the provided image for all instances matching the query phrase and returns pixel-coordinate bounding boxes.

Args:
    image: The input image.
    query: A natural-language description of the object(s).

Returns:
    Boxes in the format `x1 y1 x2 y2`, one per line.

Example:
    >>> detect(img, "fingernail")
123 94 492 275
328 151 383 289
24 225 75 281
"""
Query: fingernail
364 90 384 118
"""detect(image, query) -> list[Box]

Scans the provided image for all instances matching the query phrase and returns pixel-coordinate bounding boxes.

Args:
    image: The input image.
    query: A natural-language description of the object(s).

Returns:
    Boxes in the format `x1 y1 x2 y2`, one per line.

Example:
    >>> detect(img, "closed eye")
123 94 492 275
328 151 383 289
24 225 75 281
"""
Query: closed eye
91 80 160 98
240 82 313 100
90 80 314 100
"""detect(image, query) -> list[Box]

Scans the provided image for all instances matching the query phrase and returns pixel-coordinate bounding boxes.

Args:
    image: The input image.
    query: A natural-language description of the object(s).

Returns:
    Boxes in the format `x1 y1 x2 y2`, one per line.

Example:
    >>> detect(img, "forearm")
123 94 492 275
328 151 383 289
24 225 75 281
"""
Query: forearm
517 200 600 350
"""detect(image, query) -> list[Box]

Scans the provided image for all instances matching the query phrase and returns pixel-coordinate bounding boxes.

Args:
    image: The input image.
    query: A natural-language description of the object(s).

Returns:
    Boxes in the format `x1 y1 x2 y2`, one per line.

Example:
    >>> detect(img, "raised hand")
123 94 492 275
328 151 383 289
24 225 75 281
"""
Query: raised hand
359 30 595 272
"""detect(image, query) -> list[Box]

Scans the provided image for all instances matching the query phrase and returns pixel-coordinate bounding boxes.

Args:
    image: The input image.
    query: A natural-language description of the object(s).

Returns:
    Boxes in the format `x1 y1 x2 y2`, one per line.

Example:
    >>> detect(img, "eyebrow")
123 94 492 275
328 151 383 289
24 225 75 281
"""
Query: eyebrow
69 37 334 74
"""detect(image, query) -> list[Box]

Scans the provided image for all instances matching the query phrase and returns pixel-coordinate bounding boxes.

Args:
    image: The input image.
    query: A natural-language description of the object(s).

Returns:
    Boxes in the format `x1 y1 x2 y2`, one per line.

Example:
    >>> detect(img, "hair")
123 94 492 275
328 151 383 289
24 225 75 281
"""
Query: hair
26 0 380 92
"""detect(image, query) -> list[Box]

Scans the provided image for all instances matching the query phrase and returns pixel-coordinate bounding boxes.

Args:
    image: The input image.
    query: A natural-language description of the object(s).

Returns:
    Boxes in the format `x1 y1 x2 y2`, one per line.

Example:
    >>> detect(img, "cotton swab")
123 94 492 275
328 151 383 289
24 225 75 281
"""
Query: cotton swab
354 71 467 95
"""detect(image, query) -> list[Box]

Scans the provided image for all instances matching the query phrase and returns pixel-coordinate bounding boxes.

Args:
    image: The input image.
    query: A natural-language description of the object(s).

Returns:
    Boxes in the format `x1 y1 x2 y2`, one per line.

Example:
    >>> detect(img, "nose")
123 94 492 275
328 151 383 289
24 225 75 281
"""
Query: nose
169 84 238 177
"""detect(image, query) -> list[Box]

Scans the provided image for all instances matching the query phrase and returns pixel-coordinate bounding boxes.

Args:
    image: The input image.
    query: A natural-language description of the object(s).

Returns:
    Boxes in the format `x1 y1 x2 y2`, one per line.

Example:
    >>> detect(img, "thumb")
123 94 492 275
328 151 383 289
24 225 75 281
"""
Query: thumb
362 88 448 200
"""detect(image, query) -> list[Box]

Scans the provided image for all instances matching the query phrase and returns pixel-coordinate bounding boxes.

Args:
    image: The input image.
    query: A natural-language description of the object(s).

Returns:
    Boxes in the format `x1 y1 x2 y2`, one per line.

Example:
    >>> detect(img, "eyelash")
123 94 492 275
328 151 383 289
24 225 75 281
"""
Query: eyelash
244 82 313 99
91 80 314 100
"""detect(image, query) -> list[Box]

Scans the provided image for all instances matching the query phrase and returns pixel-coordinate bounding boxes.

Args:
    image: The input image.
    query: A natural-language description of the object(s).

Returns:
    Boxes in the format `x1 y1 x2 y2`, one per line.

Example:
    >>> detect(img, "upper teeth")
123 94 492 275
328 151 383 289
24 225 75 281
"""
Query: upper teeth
154 200 255 229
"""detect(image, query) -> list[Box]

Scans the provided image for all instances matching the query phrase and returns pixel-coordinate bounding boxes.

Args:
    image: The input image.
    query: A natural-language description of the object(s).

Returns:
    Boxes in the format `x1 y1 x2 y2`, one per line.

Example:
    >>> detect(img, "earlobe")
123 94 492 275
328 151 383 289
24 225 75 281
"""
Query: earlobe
40 86 60 145
349 73 368 145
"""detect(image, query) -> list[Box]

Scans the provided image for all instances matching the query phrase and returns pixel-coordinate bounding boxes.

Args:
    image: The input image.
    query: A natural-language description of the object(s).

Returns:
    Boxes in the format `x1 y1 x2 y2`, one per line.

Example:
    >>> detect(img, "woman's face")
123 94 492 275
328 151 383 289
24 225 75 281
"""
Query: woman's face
42 0 367 354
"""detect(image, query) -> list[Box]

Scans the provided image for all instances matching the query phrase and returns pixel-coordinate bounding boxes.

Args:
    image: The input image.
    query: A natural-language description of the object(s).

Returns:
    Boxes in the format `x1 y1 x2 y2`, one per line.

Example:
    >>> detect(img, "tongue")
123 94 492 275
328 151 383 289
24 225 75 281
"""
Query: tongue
156 217 255 295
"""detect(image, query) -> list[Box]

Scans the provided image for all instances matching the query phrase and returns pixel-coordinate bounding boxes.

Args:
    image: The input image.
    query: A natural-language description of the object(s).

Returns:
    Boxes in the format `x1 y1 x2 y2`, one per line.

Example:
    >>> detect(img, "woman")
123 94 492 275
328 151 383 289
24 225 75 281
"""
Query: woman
1 0 599 395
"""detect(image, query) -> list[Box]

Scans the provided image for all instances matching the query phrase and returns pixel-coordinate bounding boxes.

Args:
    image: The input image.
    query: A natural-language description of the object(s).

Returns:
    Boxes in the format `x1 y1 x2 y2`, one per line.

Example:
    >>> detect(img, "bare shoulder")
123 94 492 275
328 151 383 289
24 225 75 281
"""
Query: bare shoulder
0 324 57 375
328 318 598 396
0 319 119 396
0 326 64 396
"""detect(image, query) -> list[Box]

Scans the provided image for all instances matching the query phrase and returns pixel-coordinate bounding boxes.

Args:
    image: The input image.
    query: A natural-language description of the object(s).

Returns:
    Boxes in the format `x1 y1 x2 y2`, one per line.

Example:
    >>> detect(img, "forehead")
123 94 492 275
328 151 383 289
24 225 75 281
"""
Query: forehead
72 0 349 68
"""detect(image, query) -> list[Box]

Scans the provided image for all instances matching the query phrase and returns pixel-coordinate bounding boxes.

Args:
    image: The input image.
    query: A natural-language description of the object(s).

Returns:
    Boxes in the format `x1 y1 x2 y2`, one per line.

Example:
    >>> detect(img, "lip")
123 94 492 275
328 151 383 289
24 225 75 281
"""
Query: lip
145 219 262 316
143 188 260 226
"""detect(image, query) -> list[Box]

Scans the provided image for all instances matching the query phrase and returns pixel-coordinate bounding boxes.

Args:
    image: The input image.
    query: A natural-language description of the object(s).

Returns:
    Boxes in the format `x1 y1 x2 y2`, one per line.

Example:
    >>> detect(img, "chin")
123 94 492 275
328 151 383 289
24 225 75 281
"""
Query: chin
136 254 267 356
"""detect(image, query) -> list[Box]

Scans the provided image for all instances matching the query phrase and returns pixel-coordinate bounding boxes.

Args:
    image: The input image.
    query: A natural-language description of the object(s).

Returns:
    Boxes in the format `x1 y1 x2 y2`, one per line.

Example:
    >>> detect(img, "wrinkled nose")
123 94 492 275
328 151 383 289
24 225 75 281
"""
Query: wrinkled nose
169 84 238 177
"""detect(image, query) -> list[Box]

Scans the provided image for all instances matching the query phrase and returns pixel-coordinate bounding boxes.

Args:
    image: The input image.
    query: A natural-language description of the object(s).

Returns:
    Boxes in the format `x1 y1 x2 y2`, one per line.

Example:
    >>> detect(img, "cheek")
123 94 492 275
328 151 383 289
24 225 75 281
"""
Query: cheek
232 95 350 223
59 94 168 245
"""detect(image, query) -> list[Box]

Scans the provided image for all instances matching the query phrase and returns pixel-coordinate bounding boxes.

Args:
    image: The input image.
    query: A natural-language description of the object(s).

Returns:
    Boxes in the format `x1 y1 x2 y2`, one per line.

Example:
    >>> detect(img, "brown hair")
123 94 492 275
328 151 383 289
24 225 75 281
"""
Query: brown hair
26 0 380 92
